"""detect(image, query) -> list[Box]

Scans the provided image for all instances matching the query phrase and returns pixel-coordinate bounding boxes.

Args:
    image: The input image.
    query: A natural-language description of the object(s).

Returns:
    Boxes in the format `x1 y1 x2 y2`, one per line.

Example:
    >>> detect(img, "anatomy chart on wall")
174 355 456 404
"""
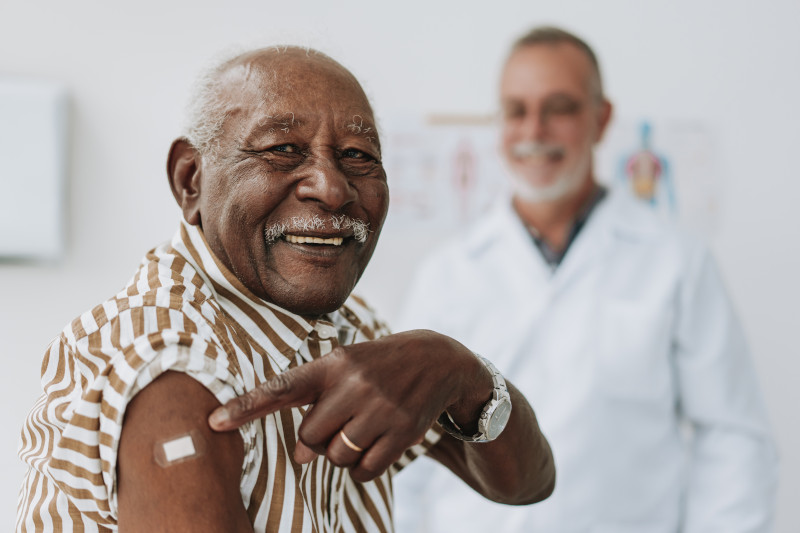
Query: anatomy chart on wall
380 115 720 236
596 118 720 236
380 115 509 234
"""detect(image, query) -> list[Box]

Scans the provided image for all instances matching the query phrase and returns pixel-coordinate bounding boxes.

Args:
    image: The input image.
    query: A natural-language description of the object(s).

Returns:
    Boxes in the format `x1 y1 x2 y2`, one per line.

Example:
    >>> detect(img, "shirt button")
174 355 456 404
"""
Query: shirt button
315 323 338 340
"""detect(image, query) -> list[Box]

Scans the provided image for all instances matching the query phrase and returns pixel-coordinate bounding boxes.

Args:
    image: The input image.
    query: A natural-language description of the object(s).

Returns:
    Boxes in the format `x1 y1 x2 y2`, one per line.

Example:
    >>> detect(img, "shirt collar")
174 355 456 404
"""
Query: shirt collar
171 219 337 370
526 184 608 270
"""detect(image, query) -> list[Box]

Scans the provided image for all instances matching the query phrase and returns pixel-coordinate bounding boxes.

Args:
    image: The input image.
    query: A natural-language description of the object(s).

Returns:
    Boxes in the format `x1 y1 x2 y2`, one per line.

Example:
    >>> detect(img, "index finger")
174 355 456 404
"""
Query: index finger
209 361 325 431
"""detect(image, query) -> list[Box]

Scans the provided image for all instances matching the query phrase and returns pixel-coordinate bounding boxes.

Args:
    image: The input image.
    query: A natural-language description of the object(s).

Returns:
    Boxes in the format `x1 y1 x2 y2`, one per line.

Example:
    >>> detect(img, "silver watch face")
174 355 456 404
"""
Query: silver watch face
486 397 512 440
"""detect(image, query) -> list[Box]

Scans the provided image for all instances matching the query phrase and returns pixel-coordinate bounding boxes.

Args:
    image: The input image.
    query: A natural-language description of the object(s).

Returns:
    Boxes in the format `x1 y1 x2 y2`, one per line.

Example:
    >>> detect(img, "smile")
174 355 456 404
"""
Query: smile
284 234 345 246
511 142 565 163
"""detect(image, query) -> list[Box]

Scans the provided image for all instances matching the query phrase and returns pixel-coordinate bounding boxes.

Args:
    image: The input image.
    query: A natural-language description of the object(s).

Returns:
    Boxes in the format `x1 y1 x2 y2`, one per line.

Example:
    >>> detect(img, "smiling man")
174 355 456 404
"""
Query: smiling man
394 26 778 533
16 47 555 532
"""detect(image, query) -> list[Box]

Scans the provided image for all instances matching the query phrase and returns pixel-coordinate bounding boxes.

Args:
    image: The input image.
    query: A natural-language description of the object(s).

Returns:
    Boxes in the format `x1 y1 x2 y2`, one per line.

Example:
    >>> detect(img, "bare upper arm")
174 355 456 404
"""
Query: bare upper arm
117 370 253 532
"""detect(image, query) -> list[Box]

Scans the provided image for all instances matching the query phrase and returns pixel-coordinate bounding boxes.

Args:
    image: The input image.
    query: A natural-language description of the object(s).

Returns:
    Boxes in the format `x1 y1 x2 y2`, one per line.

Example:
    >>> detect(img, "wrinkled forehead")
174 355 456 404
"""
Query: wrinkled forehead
218 49 379 144
502 42 600 101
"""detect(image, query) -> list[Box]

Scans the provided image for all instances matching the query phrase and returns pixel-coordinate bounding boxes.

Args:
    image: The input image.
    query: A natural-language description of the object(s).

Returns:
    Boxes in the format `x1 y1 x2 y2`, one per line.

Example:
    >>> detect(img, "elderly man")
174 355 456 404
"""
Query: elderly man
16 47 555 532
394 27 778 532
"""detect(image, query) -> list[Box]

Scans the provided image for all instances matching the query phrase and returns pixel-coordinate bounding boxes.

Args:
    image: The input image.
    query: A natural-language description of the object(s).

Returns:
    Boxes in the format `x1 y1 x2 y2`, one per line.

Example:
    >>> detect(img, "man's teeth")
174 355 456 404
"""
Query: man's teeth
284 235 344 245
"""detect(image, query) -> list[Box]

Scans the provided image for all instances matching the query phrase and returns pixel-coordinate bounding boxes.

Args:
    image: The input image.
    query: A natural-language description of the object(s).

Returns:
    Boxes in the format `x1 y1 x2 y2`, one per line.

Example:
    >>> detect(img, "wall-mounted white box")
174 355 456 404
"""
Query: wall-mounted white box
0 79 68 260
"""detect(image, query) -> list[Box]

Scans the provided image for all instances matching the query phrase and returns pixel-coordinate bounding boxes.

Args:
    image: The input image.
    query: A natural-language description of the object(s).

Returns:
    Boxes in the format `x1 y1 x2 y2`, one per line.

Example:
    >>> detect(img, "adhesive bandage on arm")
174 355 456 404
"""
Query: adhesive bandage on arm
153 430 206 467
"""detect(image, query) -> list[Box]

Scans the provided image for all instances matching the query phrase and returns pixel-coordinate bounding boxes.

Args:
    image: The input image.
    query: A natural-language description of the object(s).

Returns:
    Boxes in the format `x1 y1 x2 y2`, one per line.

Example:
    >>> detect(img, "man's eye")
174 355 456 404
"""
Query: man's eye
342 148 370 160
272 144 298 153
503 109 525 122
501 100 524 116
544 99 581 115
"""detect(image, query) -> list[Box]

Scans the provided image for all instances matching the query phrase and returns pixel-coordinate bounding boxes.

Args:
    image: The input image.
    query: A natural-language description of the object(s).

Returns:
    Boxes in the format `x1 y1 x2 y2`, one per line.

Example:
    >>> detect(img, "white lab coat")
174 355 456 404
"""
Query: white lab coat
393 189 778 533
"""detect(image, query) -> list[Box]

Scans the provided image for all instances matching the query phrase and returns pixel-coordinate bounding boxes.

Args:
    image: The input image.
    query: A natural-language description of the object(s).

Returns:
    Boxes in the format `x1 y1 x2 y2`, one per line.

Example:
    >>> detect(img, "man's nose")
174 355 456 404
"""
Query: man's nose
519 112 548 141
295 157 357 211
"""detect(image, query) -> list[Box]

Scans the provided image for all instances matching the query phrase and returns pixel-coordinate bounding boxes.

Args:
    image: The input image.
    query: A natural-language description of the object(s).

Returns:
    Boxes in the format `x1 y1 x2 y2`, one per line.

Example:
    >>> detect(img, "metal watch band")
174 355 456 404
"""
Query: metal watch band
437 354 512 443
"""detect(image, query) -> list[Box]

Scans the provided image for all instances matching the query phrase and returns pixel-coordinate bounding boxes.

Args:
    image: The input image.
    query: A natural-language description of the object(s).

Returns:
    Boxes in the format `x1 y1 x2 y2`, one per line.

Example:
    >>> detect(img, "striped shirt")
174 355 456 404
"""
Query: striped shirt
17 220 439 532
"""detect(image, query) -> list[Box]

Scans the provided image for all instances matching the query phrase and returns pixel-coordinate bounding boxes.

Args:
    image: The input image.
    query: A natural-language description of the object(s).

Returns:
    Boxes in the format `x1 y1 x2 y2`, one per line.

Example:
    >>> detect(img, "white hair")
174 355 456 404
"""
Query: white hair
182 44 381 165
181 49 245 160
182 45 350 160
264 215 370 244
508 140 592 203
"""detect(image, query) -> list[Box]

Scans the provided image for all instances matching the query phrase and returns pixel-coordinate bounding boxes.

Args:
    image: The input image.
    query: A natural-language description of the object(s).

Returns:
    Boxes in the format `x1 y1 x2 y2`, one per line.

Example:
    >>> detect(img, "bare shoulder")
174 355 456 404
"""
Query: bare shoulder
117 371 253 532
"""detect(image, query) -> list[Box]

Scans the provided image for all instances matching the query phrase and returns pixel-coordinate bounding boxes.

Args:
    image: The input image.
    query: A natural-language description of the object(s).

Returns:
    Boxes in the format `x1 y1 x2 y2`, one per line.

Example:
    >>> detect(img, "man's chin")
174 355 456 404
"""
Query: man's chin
510 175 580 204
263 277 358 319
271 294 349 319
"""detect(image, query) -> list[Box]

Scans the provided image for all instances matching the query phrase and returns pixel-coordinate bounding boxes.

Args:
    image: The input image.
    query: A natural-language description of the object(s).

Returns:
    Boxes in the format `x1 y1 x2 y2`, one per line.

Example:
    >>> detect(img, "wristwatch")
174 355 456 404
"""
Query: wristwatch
437 355 512 443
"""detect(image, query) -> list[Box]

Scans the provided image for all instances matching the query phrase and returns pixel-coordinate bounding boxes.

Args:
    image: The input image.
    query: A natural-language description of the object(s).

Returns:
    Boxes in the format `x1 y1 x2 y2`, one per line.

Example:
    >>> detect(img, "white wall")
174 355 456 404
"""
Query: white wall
1 0 797 530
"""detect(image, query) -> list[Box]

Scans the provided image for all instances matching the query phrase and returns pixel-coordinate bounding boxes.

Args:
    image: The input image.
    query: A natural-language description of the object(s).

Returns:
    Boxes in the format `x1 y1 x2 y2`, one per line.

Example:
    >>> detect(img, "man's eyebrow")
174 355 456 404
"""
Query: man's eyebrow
239 113 301 145
545 92 581 100
344 114 380 149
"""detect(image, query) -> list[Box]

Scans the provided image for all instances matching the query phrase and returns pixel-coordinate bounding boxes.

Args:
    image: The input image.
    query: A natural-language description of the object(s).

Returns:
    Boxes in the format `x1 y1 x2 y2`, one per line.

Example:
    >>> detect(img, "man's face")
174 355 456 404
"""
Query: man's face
195 52 388 317
500 43 610 203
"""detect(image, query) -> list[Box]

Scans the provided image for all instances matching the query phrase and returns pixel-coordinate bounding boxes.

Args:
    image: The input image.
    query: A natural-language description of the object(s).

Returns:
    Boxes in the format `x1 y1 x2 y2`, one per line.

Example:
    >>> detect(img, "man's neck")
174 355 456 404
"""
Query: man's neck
512 176 598 253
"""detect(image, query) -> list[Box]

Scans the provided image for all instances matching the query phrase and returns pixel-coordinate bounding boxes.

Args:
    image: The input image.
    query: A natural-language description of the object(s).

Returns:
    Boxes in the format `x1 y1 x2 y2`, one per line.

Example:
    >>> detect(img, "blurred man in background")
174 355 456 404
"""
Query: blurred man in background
394 26 778 532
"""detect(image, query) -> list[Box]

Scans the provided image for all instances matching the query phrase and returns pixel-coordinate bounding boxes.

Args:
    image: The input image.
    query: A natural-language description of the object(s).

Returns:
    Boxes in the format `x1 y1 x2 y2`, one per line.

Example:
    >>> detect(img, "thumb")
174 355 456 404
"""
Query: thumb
294 440 320 464
209 358 326 431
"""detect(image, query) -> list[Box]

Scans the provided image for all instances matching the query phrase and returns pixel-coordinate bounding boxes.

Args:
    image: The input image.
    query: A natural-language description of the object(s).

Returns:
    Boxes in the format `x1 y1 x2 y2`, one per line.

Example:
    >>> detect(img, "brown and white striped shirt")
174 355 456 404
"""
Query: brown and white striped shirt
17 220 439 532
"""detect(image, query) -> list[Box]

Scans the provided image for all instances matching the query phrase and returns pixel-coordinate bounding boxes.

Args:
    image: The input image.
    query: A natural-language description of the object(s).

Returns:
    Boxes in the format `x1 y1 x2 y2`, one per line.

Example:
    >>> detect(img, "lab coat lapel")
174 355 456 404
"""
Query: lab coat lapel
548 192 617 295
488 201 557 336
494 200 554 293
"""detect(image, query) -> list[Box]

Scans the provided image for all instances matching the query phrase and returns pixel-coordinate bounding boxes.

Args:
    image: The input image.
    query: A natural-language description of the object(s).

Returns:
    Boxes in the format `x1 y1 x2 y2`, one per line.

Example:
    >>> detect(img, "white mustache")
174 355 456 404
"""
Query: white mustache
511 141 565 159
264 214 370 244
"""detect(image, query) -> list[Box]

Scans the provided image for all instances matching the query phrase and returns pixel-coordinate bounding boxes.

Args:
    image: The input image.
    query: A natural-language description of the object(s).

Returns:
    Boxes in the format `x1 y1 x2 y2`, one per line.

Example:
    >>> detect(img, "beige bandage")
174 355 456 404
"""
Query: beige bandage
154 430 206 467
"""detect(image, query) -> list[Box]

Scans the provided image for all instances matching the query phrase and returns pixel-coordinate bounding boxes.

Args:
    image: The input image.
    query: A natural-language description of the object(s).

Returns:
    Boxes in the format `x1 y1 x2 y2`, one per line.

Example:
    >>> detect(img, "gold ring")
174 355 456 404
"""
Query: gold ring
339 430 364 453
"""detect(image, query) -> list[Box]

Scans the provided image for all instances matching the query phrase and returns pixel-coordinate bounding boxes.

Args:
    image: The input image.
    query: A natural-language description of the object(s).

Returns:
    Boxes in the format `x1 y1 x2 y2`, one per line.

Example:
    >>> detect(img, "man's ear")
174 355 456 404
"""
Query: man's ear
594 99 613 144
167 138 203 226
